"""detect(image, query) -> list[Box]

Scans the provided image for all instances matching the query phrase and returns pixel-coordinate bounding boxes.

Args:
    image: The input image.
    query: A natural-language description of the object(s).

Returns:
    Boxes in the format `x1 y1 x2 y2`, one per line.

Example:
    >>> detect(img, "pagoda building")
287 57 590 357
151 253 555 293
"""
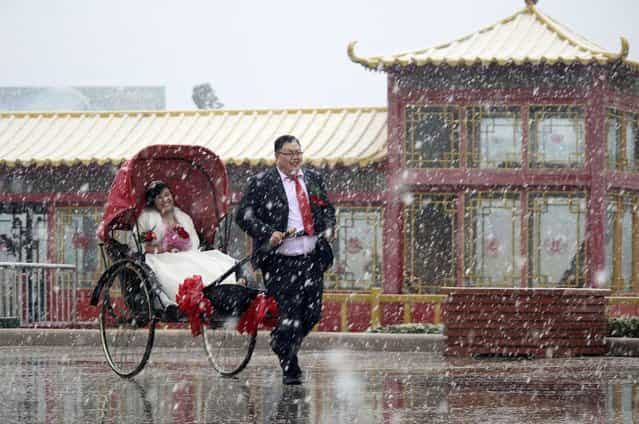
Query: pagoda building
349 0 639 297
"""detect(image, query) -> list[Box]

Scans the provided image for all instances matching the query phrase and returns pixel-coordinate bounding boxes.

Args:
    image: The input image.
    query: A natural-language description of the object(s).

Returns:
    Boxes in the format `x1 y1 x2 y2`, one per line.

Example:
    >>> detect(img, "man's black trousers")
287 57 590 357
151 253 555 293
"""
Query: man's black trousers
262 253 324 377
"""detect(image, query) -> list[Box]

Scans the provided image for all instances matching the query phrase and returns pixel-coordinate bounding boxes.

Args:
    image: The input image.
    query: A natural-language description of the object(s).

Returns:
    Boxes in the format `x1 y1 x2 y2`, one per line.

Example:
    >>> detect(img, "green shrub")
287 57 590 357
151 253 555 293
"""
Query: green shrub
609 317 639 338
368 319 639 337
368 323 443 334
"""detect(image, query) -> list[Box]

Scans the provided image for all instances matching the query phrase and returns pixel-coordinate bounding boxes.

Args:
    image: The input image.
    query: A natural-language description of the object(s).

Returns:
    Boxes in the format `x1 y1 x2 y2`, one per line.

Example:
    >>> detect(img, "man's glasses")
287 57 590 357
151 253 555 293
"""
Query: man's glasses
277 150 303 157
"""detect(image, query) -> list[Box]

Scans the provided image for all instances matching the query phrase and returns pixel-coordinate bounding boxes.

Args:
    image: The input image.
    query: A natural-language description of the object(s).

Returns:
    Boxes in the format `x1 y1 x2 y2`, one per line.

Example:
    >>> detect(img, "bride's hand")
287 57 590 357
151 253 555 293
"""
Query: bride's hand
145 244 165 254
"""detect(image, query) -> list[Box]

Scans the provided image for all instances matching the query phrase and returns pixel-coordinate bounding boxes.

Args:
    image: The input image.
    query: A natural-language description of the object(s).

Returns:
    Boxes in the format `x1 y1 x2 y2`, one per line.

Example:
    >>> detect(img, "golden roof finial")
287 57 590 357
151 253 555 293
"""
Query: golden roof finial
525 0 538 6
619 37 629 59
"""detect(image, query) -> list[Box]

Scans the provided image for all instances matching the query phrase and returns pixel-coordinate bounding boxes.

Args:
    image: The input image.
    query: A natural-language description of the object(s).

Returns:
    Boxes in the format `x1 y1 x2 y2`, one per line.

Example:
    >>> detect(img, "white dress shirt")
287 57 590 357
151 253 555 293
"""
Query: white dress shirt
275 167 318 256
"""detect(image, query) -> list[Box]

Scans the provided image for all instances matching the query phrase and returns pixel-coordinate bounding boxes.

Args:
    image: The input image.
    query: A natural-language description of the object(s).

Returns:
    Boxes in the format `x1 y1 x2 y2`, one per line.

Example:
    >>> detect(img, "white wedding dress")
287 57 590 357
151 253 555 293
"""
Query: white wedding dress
130 207 237 306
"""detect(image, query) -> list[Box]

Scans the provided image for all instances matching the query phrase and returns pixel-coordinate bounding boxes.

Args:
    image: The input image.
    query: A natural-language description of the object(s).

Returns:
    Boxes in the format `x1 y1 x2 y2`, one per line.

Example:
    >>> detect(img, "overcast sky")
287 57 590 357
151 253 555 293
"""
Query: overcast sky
1 0 637 110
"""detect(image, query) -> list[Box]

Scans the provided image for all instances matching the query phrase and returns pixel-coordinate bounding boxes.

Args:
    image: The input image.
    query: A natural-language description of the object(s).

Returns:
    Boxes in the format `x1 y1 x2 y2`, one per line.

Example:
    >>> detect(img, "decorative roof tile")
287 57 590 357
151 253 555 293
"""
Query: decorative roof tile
349 3 635 71
0 107 387 167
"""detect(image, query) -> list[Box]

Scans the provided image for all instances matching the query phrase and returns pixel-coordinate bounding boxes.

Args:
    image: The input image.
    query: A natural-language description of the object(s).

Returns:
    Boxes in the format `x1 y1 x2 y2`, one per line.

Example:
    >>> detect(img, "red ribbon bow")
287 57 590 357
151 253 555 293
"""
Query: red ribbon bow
176 275 213 336
237 293 279 334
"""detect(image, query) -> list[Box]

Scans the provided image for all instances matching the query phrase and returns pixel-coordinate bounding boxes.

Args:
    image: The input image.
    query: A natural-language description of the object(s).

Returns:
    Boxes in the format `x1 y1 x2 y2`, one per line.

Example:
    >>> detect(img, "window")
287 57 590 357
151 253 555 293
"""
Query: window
405 106 459 168
605 202 615 288
607 110 622 170
528 192 587 287
326 207 383 290
214 216 259 284
529 106 585 168
464 192 521 287
606 110 638 171
629 118 637 172
0 207 47 263
403 194 457 293
606 194 637 293
56 207 102 287
466 107 522 168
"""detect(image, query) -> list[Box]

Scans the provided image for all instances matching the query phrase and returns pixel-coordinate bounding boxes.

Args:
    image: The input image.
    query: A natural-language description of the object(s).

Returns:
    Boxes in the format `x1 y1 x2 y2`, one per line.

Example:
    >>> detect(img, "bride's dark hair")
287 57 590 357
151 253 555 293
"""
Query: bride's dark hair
145 180 169 207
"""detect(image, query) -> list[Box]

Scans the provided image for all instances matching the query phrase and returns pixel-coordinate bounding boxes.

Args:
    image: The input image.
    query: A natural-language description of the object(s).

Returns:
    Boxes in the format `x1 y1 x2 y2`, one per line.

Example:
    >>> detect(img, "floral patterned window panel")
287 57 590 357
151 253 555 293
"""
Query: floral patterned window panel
605 200 615 288
622 200 634 288
403 194 457 294
529 106 585 168
627 116 638 172
464 192 521 287
214 216 261 286
466 107 522 168
213 215 252 260
405 106 460 168
56 207 102 287
606 194 637 293
607 110 622 170
325 207 383 290
606 110 638 171
528 192 587 287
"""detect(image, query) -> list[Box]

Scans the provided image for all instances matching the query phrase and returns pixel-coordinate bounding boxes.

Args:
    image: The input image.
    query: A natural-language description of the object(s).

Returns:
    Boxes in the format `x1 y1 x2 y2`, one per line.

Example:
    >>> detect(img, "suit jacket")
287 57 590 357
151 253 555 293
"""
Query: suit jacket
235 167 336 271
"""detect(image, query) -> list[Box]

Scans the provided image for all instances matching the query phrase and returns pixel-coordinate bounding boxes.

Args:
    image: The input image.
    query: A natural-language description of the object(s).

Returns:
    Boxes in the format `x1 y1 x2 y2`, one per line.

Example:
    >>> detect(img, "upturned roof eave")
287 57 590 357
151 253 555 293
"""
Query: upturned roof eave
348 4 635 73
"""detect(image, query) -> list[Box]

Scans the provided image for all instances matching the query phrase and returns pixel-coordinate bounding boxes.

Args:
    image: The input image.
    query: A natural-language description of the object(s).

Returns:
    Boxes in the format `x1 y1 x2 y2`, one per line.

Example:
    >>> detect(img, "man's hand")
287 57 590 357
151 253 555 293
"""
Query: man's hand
270 231 286 247
323 227 337 242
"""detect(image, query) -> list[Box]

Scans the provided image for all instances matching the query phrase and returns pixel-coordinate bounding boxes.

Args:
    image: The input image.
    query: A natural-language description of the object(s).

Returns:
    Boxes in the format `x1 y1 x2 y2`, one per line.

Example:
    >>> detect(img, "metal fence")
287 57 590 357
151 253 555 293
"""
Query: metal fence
0 262 78 327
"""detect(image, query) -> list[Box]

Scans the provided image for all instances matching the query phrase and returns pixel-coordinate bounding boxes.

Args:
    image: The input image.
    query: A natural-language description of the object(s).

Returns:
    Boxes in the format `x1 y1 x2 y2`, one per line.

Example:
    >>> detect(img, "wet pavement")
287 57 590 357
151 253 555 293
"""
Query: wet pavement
2 344 639 423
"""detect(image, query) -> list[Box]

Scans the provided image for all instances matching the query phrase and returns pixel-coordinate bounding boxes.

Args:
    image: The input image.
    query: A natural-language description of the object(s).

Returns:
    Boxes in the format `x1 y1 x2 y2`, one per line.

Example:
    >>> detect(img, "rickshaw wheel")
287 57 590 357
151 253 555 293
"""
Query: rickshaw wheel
202 317 257 377
99 260 156 378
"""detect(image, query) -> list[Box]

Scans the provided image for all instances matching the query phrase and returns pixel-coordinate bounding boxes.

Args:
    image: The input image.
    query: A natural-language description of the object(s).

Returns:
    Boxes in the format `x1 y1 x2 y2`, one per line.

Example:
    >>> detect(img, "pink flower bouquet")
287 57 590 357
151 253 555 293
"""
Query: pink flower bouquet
163 225 192 252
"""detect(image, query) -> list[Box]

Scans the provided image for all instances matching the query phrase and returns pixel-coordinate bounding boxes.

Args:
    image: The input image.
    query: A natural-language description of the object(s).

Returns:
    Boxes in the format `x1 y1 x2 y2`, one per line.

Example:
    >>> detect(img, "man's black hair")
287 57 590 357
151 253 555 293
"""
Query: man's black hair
274 135 301 153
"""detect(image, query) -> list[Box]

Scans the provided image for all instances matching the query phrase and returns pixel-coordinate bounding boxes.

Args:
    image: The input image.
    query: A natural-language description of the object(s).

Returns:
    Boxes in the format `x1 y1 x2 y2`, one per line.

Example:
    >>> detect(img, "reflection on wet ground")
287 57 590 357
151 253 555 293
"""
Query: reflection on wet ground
1 345 639 423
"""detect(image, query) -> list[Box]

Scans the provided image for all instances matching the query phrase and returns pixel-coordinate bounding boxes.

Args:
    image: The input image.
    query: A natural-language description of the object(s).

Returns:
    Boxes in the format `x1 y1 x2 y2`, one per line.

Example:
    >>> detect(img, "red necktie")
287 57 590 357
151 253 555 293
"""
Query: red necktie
290 175 315 236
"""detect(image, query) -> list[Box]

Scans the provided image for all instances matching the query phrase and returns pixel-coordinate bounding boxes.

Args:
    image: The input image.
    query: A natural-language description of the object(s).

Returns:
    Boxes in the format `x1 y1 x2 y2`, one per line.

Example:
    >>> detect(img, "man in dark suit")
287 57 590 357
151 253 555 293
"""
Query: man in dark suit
236 134 336 385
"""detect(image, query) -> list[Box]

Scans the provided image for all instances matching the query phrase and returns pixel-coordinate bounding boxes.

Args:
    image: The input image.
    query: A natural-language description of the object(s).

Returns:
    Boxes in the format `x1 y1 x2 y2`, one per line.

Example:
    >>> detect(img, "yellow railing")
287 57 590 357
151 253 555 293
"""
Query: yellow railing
322 289 447 332
608 296 639 306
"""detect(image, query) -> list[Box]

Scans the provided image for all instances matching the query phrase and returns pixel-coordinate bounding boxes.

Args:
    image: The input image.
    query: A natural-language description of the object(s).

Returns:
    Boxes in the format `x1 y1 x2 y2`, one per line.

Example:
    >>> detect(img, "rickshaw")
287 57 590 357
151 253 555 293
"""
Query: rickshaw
90 144 277 379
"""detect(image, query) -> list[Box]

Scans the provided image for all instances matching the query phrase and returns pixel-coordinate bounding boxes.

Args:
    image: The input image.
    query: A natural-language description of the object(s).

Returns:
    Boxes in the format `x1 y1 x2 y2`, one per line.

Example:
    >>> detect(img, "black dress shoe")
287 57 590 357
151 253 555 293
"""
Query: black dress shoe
282 375 302 385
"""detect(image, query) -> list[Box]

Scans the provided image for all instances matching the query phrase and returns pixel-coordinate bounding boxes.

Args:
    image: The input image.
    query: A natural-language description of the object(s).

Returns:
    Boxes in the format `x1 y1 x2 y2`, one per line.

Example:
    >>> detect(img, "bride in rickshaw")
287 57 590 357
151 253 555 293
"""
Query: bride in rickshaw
133 179 237 319
91 144 276 378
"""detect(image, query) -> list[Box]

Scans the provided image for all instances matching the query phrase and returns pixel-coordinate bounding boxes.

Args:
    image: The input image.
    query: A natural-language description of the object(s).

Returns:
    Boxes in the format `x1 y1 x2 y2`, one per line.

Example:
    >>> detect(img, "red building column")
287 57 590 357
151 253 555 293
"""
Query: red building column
586 69 608 287
383 75 405 294
382 193 403 293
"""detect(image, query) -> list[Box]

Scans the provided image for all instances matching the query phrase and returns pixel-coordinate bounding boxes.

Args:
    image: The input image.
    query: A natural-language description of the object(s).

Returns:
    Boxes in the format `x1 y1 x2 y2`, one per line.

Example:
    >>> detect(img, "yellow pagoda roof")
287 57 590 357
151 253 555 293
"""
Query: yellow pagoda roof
348 2 636 70
0 107 387 168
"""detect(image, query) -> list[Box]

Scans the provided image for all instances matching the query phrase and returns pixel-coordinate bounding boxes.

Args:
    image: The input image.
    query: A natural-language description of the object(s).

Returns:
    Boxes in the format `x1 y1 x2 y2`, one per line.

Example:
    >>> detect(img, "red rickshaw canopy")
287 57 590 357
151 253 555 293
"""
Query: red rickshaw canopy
97 145 229 246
